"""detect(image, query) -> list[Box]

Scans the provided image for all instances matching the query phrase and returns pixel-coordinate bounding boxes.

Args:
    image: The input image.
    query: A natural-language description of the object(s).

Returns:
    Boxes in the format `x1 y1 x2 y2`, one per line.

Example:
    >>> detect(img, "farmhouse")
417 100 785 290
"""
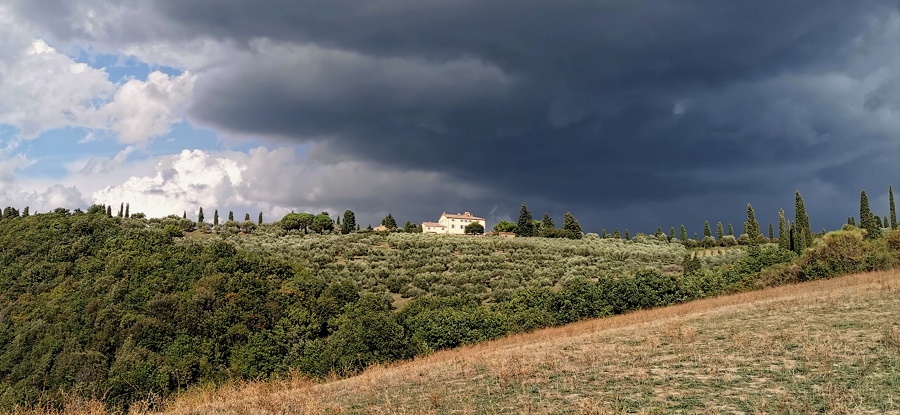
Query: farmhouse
422 211 486 235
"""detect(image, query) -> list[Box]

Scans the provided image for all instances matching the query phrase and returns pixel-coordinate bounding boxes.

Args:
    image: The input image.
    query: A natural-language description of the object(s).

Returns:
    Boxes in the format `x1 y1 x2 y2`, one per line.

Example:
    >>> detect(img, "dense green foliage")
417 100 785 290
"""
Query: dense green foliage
890 185 897 229
860 190 882 239
795 191 812 252
2 188 899 411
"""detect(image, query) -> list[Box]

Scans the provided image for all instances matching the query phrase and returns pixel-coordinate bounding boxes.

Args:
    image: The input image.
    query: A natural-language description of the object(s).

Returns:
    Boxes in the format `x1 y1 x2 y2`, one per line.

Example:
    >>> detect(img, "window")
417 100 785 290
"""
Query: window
451 225 455 228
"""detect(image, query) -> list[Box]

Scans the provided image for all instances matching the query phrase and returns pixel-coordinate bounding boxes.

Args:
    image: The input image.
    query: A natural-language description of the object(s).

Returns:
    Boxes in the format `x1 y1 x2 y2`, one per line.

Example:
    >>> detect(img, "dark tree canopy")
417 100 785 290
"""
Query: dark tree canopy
516 203 533 237
381 213 398 229
890 185 897 230
795 191 812 251
562 212 583 239
778 209 790 251
342 210 357 234
464 221 485 235
542 213 555 229
860 190 881 239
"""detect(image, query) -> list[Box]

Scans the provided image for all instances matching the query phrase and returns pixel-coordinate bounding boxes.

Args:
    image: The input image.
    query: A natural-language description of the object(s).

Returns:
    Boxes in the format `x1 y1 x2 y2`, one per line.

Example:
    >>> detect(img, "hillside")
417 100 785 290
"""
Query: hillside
2 212 897 413
132 270 898 414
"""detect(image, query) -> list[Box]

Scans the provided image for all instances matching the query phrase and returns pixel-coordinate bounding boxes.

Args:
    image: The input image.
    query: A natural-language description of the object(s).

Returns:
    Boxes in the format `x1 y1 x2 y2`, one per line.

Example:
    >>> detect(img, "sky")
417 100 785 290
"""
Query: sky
0 1 897 234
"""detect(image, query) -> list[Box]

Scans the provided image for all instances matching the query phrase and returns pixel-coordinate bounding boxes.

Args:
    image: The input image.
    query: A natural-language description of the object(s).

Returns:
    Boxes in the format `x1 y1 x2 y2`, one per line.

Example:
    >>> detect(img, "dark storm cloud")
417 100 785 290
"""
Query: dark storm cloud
13 0 899 231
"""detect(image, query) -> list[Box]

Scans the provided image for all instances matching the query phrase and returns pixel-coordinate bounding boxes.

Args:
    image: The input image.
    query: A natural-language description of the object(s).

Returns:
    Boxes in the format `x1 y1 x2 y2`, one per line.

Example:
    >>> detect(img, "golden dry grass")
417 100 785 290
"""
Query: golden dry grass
15 270 900 415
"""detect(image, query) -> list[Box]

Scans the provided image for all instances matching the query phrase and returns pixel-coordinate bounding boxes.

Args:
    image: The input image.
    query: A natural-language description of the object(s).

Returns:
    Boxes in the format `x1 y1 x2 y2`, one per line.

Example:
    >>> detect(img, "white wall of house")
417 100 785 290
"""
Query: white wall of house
439 212 486 235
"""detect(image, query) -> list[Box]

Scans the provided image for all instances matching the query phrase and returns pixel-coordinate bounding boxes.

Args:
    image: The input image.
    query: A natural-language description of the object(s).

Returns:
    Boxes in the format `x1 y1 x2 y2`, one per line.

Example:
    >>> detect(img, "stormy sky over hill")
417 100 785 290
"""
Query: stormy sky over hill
0 0 897 232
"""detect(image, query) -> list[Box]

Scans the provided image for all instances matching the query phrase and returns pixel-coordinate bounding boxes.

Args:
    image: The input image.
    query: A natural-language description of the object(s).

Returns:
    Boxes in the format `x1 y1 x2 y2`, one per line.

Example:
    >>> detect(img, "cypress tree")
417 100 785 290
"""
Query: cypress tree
118 203 124 218
228 211 234 221
562 212 583 238
602 229 608 238
125 203 129 218
728 223 734 236
790 221 798 253
703 221 712 239
214 210 219 226
381 214 398 229
693 232 698 241
106 206 112 217
890 185 897 229
259 212 263 225
849 216 856 226
198 207 205 224
22 206 29 217
848 216 854 226
245 213 250 221
680 225 687 241
625 229 631 240
875 216 883 228
746 203 762 245
342 210 356 234
613 228 622 239
516 203 533 237
716 222 724 240
859 190 881 239
183 211 187 219
669 227 676 241
860 190 881 239
883 216 889 229
542 212 555 229
768 223 774 241
795 191 812 250
778 209 789 251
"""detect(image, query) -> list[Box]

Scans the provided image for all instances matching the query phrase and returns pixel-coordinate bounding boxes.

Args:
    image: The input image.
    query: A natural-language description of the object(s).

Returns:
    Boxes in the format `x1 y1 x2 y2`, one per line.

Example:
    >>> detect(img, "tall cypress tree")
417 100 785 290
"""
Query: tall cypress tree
259 212 264 225
118 203 124 218
703 221 712 239
778 210 789 251
183 211 187 219
625 229 631 240
516 203 533 237
613 228 622 239
848 216 854 226
198 207 205 224
860 190 881 239
680 225 687 241
890 185 897 229
716 222 724 240
728 223 734 236
790 221 798 253
602 229 608 238
542 212 555 229
124 203 129 218
342 210 356 234
22 206 29 217
228 211 234 221
669 227 676 241
746 203 762 245
562 212 582 238
214 210 219 226
795 191 812 250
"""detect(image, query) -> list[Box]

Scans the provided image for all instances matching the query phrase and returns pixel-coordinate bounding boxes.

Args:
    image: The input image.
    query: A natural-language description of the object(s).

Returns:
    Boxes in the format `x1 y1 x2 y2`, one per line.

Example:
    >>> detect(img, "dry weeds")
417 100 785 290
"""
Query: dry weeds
13 270 900 415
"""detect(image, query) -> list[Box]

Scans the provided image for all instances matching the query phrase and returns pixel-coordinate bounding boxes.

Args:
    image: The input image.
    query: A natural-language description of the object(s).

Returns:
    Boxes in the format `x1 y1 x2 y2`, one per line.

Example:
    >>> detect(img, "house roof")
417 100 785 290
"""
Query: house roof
441 212 485 220
422 222 445 228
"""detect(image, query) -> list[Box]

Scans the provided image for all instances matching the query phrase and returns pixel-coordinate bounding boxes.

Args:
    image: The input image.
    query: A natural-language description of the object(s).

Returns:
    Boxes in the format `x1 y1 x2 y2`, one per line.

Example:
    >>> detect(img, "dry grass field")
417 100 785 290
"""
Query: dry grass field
17 270 900 415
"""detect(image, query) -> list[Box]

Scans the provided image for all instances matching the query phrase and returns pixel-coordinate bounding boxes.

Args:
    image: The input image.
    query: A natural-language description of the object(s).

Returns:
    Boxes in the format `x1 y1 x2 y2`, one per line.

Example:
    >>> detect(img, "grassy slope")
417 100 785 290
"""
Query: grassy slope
136 270 900 415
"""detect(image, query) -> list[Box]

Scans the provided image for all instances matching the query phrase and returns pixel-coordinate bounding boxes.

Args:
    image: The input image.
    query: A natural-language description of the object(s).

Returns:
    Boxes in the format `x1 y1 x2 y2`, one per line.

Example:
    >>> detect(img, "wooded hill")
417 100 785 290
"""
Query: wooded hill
0 201 898 411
